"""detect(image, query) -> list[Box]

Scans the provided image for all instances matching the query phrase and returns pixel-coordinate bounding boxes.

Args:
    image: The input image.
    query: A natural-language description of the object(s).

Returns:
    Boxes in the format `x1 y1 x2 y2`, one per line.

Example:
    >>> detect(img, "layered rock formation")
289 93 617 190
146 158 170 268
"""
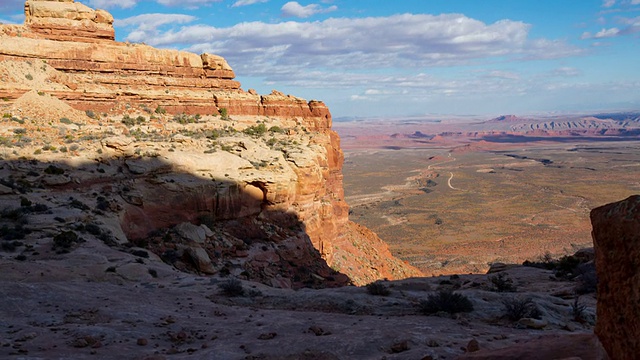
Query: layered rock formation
591 195 640 360
0 0 420 285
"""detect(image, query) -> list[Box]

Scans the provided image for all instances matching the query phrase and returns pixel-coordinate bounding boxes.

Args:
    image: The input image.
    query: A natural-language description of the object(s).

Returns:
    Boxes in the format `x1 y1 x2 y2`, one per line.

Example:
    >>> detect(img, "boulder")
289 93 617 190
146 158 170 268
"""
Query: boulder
591 195 640 360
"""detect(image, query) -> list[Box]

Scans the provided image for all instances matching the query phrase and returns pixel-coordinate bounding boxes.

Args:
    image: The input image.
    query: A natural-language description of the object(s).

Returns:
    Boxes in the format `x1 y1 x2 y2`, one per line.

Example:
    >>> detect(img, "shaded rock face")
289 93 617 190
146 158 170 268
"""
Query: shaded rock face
591 195 640 360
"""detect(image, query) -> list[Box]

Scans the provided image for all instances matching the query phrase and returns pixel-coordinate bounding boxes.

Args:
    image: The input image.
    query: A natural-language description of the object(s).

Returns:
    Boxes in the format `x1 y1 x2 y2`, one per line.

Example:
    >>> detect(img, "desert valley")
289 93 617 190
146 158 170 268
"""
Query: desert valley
0 1 639 359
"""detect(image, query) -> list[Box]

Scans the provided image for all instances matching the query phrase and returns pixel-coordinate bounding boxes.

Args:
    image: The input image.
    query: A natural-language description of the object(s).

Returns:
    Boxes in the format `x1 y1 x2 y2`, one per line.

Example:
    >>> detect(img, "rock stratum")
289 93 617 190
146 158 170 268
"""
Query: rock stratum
0 0 420 287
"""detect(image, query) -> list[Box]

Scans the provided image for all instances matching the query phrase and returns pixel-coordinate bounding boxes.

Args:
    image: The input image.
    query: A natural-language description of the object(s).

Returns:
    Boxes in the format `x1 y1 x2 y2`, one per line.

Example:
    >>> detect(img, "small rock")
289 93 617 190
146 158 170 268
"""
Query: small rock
137 338 148 346
390 340 409 353
466 338 480 352
257 332 277 340
518 317 548 329
308 326 331 336
426 339 439 347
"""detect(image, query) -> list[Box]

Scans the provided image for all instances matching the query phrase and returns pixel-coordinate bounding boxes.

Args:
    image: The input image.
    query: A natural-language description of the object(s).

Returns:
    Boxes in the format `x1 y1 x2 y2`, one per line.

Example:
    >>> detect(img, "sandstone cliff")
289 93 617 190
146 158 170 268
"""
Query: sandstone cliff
0 0 420 286
591 195 640 360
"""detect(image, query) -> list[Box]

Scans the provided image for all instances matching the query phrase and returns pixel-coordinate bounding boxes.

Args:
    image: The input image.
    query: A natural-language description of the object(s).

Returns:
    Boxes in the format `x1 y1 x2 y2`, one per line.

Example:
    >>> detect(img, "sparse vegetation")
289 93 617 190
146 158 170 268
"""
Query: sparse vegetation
60 117 72 124
489 273 517 292
219 107 229 120
501 296 541 321
155 105 167 115
218 279 245 297
365 281 391 296
419 290 473 315
243 123 267 137
268 125 285 133
44 164 65 175
52 230 80 251
25 73 33 80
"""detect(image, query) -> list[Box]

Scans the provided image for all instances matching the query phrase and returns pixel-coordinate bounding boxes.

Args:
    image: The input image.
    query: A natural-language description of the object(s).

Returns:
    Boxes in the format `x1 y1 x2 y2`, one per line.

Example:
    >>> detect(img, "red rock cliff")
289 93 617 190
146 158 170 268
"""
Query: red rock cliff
0 0 421 285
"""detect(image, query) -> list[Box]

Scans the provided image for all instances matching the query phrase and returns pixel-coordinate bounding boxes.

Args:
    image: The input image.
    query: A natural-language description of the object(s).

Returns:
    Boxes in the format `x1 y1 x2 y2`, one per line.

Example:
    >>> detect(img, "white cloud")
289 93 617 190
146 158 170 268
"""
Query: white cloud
156 0 222 7
281 1 337 18
116 13 197 42
485 70 520 80
232 0 269 7
603 0 616 7
135 13 580 70
552 67 581 77
582 27 621 39
89 0 138 9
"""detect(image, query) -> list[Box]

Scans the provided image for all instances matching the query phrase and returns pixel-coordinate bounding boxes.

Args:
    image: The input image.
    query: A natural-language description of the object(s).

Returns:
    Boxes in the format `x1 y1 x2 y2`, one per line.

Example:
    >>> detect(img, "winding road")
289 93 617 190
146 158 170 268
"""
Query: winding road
447 172 458 190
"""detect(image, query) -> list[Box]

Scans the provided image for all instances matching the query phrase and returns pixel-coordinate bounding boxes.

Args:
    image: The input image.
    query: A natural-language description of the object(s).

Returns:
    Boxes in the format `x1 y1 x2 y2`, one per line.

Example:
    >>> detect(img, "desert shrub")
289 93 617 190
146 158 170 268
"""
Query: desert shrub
366 281 391 296
20 197 32 207
243 123 267 137
84 223 102 236
13 128 26 135
172 113 196 124
218 279 245 297
59 117 72 125
489 273 517 292
44 165 64 175
52 230 79 250
555 255 582 278
85 110 97 119
121 115 135 127
69 198 89 210
25 73 33 80
268 126 285 133
155 105 167 114
0 223 30 240
2 113 11 118
419 290 473 315
501 296 540 321
219 107 229 120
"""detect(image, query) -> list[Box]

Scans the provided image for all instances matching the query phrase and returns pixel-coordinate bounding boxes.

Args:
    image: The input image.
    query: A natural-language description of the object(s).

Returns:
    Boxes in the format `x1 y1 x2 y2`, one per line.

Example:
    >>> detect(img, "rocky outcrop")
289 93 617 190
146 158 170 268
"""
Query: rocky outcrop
25 0 115 42
0 0 420 285
0 1 331 124
591 195 640 360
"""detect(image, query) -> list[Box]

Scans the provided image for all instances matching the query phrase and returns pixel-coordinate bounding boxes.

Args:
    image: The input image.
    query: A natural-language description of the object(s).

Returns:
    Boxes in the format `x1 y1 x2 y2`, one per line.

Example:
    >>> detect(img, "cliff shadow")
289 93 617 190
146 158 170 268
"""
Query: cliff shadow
0 155 351 289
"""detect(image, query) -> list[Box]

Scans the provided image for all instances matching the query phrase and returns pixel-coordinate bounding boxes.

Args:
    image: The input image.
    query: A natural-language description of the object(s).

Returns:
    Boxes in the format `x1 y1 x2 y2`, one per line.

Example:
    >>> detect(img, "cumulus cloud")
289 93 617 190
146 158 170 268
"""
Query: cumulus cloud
89 0 138 9
134 13 580 71
281 1 337 18
582 27 621 39
116 12 583 108
233 0 269 7
116 14 197 42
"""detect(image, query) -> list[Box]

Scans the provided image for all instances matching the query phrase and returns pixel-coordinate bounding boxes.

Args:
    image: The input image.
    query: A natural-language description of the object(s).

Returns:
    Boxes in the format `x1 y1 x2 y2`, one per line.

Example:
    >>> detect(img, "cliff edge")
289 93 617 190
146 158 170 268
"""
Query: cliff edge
0 0 420 286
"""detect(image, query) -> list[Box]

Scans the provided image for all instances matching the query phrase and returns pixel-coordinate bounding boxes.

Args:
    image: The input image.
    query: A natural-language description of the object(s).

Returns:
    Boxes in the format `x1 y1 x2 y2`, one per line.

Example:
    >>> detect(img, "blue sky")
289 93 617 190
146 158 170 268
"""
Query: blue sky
1 0 639 118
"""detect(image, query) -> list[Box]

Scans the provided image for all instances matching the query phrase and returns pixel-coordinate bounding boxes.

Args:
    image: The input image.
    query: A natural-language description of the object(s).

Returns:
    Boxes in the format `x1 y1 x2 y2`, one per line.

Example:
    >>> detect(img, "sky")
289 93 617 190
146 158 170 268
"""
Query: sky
1 0 639 118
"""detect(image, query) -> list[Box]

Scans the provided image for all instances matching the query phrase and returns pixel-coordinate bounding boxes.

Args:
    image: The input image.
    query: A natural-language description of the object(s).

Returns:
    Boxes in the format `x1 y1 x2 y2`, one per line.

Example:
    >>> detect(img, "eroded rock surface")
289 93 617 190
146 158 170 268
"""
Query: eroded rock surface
591 195 640 360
